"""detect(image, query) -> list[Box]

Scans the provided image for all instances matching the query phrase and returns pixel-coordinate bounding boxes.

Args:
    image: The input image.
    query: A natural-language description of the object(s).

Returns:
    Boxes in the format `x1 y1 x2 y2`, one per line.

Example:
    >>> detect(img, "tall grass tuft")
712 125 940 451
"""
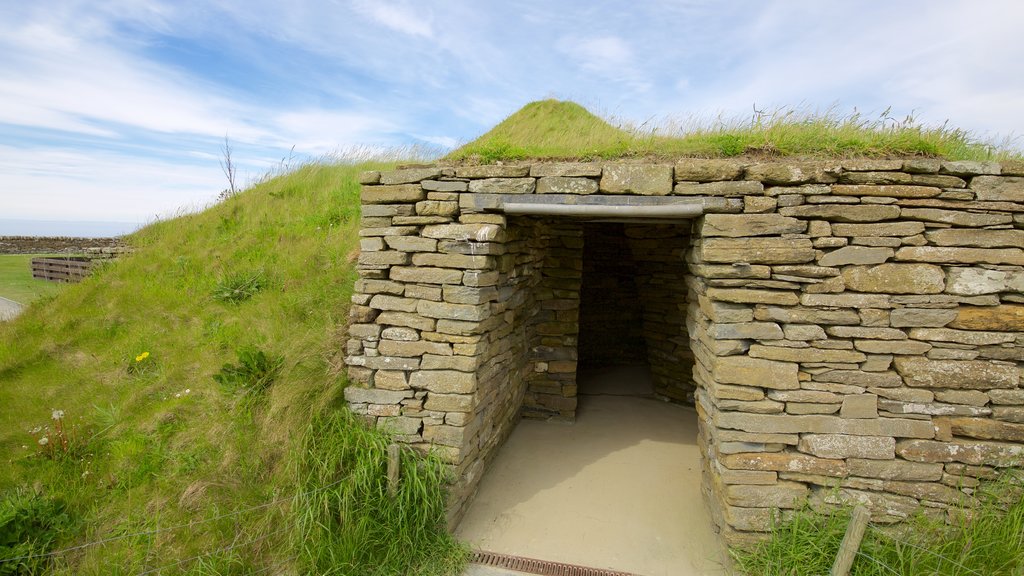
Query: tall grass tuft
733 475 1024 576
294 410 468 576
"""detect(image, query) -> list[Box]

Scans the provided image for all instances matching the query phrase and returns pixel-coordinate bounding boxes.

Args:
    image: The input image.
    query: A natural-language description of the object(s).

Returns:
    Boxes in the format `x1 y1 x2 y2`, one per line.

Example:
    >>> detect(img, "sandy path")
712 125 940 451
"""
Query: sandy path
0 296 23 321
457 366 731 576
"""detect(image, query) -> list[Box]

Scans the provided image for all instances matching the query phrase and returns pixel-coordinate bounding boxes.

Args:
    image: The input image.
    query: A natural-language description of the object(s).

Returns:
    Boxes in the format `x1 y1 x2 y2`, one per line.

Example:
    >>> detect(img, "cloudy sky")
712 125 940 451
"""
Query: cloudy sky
2 1 1022 235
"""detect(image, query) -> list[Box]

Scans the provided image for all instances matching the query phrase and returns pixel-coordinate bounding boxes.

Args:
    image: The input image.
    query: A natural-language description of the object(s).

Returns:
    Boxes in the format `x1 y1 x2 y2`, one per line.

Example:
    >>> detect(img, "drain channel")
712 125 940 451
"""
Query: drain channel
471 551 638 576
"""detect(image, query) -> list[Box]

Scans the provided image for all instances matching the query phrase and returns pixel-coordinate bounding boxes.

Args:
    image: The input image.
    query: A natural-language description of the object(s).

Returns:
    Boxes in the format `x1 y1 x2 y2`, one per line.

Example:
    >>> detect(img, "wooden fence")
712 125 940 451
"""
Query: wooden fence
31 257 95 283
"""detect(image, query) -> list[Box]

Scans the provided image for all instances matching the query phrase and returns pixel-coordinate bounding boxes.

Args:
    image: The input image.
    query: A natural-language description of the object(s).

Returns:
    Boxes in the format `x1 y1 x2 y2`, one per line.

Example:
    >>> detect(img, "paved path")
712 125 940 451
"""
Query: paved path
457 365 733 576
0 296 23 321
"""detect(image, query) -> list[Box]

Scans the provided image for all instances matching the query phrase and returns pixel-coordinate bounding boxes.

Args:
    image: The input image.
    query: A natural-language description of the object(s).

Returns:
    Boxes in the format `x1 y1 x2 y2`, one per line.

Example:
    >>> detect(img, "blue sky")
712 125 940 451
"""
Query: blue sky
2 1 1023 235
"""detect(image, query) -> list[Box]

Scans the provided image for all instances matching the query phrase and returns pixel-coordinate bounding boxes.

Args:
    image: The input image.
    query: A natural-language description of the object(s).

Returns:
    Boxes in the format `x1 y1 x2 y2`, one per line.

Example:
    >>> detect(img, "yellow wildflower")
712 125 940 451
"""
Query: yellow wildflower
135 351 150 362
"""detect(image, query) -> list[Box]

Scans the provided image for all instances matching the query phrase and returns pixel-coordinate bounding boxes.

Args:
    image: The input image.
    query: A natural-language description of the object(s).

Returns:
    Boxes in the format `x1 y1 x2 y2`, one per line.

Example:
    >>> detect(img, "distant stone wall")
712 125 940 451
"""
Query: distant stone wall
345 158 1024 542
0 236 124 255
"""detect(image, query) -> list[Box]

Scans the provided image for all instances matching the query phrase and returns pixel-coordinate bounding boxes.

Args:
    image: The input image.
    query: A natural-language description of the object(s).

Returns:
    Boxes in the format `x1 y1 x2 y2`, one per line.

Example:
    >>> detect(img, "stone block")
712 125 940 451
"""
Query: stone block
826 326 906 340
745 162 839 184
423 424 469 447
925 229 1024 248
421 180 468 192
417 300 489 322
415 200 459 217
700 214 806 237
993 407 1024 423
897 439 1024 467
358 170 381 184
361 184 426 204
530 163 602 177
385 236 438 252
840 394 878 419
841 264 944 294
357 251 410 267
600 163 673 195
946 268 1024 296
360 237 385 251
377 340 451 357
725 481 809 509
374 371 410 391
718 468 779 485
778 205 901 222
377 416 423 436
455 165 530 178
710 322 784 340
536 176 598 194
713 355 800 390
423 393 475 412
369 294 418 312
800 293 892 309
422 223 504 242
707 288 800 306
376 312 436 332
832 184 940 198
942 417 1024 442
895 246 1024 266
390 266 464 285
798 434 895 459
755 306 861 325
890 308 957 328
831 222 925 237
818 246 894 267
702 237 815 264
894 357 1018 389
900 208 1012 227
674 181 764 196
854 340 931 355
674 158 746 181
344 386 412 404
412 253 492 270
847 458 942 481
722 452 847 477
715 411 934 438
783 324 827 341
749 344 867 364
409 370 477 393
948 305 1024 331
909 328 1015 346
971 175 1024 201
379 167 442 185
989 390 1024 405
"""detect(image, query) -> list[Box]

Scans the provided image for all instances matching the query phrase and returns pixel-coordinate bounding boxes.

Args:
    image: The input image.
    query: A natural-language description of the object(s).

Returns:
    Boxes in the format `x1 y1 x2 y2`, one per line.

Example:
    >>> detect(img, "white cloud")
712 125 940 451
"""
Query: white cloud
350 0 433 38
556 35 651 93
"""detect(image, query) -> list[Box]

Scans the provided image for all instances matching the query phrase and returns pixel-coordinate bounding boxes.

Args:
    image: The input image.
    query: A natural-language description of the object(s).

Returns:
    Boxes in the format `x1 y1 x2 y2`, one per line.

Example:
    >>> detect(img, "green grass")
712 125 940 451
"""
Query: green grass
447 100 1022 162
0 162 467 575
0 255 62 305
733 476 1024 576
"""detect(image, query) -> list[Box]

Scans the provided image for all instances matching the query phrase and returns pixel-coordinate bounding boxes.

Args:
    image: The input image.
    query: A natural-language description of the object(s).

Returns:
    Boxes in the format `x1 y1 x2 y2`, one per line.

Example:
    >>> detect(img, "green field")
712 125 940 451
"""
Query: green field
0 254 62 304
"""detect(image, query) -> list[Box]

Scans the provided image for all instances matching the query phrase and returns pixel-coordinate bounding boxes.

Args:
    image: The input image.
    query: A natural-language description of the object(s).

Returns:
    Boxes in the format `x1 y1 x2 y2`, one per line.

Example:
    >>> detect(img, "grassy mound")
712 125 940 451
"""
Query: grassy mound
448 99 1019 162
0 163 466 575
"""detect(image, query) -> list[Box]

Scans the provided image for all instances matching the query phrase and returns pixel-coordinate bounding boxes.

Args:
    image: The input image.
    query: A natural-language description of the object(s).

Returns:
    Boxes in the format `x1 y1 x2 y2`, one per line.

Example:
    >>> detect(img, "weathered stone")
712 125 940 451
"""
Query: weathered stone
701 237 815 264
755 306 861 325
384 236 438 252
467 177 535 194
718 468 779 485
827 326 906 340
725 481 809 509
710 322 784 340
749 344 866 364
375 312 435 331
841 264 944 294
674 158 746 181
993 407 1024 424
744 196 778 213
880 400 990 417
344 386 412 404
369 294 418 312
767 390 841 403
941 417 1024 442
529 163 602 177
926 229 1024 248
783 324 827 341
813 370 903 388
716 411 933 438
377 340 450 357
909 328 1016 346
421 180 468 192
894 357 1018 389
717 398 785 414
711 383 766 401
818 246 894 267
379 167 442 185
358 170 381 184
359 356 420 371
779 204 901 222
948 305 1024 331
745 162 839 185
707 288 800 306
374 371 410 391
409 370 477 393
700 214 806 237
946 268 1024 296
799 434 895 459
455 165 530 178
899 208 1013 227
854 340 932 355
971 175 1024 202
848 458 943 481
897 439 1024 467
989 390 1024 405
722 452 846 476
361 184 426 204
358 251 411 267
422 223 504 242
674 181 764 196
883 480 965 504
412 253 492 269
600 163 673 195
389 267 464 285
840 394 878 419
417 300 489 322
832 184 940 198
423 393 475 412
358 226 419 237
801 293 892 309
535 176 598 194
890 308 957 328
786 403 840 415
934 390 989 406
713 355 799 390
896 246 1024 266
831 222 926 237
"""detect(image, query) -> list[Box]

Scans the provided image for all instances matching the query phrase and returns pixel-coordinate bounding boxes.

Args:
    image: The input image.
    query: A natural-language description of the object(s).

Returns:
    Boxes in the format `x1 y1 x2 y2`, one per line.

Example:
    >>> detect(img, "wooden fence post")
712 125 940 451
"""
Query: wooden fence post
831 505 871 576
387 443 401 496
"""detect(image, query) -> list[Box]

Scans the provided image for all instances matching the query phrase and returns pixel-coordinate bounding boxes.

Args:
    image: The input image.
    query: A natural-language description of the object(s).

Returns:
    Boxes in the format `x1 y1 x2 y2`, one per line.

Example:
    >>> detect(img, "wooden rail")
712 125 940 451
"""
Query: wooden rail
31 257 95 283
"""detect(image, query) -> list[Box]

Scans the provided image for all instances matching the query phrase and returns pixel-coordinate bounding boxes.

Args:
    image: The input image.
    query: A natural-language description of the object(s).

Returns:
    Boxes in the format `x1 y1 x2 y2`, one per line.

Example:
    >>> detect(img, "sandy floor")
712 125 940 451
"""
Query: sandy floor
0 296 23 321
456 366 731 576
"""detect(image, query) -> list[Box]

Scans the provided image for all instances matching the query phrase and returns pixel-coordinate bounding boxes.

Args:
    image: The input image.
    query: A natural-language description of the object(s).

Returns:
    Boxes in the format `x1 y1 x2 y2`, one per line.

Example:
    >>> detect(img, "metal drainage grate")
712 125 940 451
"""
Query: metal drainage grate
471 551 639 576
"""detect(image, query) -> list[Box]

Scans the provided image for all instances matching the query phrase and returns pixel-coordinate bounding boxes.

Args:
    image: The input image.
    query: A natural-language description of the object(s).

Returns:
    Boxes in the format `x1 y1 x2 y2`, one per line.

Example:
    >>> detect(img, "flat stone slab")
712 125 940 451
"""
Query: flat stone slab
0 297 24 322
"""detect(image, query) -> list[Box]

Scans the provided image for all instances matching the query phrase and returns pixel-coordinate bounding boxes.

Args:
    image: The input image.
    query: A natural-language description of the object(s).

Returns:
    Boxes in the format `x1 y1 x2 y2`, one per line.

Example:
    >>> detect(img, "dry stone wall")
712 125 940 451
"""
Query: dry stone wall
346 158 1024 542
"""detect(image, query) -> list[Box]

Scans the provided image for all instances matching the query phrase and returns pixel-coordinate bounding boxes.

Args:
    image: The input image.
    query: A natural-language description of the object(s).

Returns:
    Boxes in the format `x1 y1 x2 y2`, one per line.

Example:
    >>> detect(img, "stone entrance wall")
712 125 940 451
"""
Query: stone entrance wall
344 159 1024 541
